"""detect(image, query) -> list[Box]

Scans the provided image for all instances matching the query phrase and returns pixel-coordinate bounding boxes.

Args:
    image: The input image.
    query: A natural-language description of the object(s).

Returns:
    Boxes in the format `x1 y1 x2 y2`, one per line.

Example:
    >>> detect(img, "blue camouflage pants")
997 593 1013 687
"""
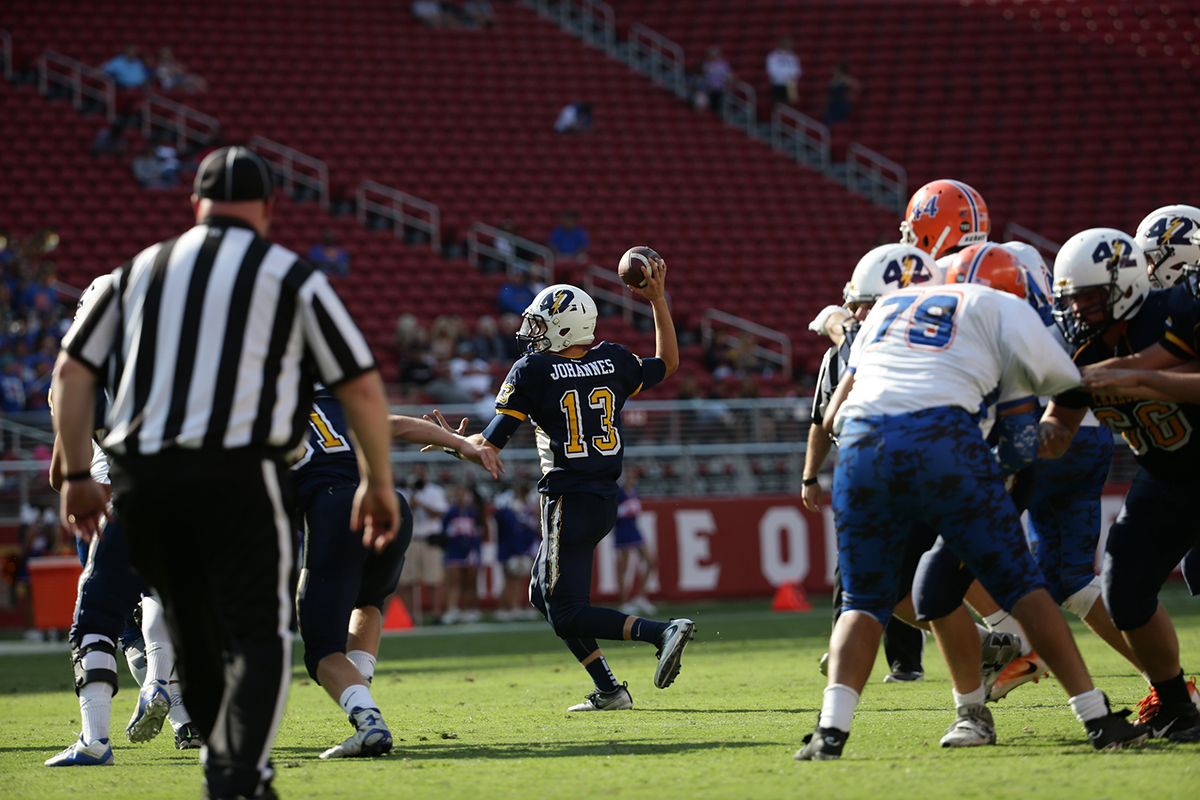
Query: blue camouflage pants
833 406 1045 626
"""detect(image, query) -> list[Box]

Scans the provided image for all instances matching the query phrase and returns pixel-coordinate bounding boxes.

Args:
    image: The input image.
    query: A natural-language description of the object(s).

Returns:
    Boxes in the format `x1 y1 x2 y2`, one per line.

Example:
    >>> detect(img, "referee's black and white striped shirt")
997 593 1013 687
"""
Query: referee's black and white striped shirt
62 217 375 456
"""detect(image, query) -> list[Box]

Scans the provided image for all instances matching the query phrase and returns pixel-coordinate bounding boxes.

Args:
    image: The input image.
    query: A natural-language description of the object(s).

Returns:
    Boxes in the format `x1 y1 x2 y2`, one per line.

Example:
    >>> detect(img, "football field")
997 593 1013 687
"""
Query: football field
3 587 1199 800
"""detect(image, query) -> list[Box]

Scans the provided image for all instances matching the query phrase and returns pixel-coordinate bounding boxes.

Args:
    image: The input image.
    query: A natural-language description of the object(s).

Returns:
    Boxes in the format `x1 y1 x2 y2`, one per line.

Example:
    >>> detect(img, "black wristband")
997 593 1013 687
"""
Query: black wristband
802 476 820 487
64 470 93 482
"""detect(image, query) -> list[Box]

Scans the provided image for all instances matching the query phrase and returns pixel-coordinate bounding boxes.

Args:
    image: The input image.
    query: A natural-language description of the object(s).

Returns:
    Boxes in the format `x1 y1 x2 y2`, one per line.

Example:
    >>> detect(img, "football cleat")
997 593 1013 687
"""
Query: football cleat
654 618 695 689
987 651 1049 702
1169 721 1200 743
883 670 924 683
1135 676 1200 725
818 652 829 676
320 707 393 759
126 679 170 743
940 704 996 747
567 682 633 712
1085 698 1149 751
174 723 204 750
980 632 1024 698
45 736 114 767
794 725 849 761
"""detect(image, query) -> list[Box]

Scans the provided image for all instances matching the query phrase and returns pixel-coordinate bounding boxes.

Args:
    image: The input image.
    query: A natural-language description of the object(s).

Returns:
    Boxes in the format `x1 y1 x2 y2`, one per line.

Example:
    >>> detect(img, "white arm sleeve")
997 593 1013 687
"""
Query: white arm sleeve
997 297 1081 401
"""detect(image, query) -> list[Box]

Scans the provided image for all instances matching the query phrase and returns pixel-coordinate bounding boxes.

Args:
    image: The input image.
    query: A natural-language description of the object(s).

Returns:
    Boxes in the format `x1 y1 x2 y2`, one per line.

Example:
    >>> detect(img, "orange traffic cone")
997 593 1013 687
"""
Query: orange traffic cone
383 596 414 631
771 581 813 613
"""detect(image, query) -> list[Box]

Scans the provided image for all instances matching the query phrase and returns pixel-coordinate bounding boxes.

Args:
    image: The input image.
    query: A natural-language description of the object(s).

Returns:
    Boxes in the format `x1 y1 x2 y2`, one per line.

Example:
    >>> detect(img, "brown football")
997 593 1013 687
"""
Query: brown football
618 246 660 289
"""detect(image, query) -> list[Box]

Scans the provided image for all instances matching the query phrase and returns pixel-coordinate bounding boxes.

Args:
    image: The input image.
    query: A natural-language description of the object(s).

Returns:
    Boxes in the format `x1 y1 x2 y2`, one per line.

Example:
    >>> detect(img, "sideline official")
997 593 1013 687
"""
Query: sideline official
53 146 398 800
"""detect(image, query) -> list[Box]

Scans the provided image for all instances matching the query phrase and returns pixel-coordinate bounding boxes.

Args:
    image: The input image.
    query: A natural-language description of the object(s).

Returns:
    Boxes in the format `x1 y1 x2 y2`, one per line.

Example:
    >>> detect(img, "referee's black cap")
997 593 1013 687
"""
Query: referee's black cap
194 146 274 202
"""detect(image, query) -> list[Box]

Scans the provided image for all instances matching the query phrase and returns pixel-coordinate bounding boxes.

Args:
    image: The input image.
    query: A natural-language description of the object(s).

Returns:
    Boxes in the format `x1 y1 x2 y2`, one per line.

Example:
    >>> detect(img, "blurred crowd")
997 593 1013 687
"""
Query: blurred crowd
0 230 71 414
393 309 524 407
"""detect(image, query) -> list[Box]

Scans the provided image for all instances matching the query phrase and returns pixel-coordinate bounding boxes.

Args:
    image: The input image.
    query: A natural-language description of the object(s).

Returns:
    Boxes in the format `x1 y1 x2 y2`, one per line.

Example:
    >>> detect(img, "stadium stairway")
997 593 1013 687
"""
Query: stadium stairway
2 0 911 383
604 0 1198 246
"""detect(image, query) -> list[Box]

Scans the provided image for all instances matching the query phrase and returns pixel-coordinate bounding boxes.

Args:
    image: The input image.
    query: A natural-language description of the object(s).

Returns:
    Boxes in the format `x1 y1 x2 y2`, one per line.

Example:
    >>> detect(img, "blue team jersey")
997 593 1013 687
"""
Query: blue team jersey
1055 288 1200 476
1160 282 1200 360
291 384 360 497
490 341 667 496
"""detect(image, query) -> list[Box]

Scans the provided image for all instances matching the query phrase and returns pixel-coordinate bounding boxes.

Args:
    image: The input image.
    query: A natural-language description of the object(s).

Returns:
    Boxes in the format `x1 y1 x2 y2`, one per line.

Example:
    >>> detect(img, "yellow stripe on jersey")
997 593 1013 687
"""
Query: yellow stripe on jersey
496 408 528 421
1165 331 1197 357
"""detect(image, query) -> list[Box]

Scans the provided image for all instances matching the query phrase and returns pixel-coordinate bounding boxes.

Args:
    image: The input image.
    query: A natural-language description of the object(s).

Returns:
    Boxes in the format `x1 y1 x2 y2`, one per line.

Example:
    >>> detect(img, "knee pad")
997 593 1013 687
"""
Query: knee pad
1060 575 1101 619
72 635 120 697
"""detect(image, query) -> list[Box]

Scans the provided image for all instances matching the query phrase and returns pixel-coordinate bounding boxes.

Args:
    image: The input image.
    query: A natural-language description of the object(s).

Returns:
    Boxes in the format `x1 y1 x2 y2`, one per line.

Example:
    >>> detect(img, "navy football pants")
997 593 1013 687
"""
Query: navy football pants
296 485 412 681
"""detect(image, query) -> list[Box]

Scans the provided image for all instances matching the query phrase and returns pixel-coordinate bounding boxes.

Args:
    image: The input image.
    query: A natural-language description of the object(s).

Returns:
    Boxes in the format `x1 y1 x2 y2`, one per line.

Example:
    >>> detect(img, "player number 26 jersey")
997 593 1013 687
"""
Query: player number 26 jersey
493 342 665 496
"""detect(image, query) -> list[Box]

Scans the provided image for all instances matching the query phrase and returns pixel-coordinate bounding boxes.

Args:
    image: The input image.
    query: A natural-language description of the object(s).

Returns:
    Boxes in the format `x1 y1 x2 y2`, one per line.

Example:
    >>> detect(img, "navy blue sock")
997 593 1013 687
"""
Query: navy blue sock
630 618 669 644
564 637 618 692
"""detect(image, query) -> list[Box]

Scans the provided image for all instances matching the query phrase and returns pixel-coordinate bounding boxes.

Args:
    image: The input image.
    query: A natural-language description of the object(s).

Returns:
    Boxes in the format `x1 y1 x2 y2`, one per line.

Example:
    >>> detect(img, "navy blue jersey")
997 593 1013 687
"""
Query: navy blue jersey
1160 283 1200 360
1054 289 1200 476
485 341 667 496
291 385 359 498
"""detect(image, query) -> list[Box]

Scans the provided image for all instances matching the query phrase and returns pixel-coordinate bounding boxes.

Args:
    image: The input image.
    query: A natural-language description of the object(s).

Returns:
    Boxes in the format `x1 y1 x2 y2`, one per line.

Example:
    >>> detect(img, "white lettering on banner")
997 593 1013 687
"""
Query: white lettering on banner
822 506 838 585
596 533 618 595
675 509 720 590
638 511 661 593
759 506 809 586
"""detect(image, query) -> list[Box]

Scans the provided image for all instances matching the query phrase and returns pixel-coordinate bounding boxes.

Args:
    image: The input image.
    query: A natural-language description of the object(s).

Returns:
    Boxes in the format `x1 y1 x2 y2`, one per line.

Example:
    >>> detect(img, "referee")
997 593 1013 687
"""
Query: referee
53 146 398 800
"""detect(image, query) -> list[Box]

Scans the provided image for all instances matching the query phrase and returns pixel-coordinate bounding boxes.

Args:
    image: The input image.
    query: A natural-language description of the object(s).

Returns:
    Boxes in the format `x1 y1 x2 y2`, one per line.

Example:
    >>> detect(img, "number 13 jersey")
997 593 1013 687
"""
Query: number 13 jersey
837 283 1080 429
489 342 666 496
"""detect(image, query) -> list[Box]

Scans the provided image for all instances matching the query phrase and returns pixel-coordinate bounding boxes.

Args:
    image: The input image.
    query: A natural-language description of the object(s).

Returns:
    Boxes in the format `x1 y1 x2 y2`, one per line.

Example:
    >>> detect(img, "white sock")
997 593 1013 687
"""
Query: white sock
1069 688 1108 723
818 684 860 732
975 623 991 643
338 684 378 717
141 596 174 684
167 679 192 730
347 650 376 683
79 682 113 743
982 611 1031 656
953 684 987 709
1142 671 1153 687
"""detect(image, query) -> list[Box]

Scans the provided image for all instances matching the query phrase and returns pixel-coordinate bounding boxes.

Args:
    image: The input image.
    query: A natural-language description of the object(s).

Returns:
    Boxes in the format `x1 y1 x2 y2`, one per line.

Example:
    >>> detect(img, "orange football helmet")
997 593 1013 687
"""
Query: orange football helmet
900 179 990 258
944 243 1027 299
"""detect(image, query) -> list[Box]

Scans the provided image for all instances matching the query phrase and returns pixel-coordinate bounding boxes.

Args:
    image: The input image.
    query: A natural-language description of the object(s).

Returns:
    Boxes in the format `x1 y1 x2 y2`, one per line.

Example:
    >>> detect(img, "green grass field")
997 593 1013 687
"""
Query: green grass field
3 587 1199 800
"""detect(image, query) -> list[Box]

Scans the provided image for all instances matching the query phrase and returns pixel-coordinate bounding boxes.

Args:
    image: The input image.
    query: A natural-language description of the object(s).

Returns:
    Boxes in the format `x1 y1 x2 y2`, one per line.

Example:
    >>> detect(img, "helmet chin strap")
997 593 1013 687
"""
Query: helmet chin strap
929 227 951 259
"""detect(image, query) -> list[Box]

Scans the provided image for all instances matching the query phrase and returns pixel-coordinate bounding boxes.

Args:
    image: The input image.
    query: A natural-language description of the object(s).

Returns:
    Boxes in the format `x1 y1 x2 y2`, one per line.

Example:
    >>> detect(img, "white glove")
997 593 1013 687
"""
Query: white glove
808 305 850 337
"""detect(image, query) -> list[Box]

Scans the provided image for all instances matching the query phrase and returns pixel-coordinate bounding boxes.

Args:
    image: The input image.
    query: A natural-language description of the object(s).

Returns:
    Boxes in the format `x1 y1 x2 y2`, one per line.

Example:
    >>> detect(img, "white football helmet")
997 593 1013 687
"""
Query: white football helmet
1133 205 1200 289
517 284 597 354
1051 228 1149 347
843 244 942 306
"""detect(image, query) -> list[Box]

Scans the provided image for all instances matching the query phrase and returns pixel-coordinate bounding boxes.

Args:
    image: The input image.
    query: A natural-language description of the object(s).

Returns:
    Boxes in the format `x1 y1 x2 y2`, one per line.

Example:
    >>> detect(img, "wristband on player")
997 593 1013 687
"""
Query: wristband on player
802 476 819 487
63 470 93 482
440 446 465 461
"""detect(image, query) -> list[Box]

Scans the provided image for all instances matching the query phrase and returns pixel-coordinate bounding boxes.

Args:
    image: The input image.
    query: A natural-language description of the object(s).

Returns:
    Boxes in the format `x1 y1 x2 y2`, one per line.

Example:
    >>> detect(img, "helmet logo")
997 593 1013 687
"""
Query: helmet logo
882 255 932 288
911 195 938 221
1147 215 1194 246
544 289 574 315
1091 239 1138 269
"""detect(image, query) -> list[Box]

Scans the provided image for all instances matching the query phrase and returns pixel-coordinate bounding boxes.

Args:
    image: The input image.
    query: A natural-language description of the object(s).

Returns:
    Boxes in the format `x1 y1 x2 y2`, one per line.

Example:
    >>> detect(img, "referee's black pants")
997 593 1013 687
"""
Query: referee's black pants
111 448 296 800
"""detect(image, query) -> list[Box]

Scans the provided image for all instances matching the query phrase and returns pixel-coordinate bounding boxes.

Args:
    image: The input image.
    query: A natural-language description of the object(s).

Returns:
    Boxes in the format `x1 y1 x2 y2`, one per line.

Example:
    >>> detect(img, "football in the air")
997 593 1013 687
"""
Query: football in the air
619 246 660 289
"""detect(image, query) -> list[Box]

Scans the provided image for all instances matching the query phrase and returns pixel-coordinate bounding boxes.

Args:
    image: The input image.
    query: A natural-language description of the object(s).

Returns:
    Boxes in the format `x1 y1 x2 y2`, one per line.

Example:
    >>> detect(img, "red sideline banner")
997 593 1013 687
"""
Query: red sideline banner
477 487 1144 602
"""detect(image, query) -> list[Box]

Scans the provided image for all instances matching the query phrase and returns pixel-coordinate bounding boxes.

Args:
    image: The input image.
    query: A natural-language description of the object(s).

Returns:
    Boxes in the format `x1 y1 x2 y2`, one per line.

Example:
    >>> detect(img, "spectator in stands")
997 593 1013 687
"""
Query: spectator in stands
395 313 436 388
102 44 151 89
546 211 590 264
17 263 58 317
449 341 494 402
1 358 26 412
823 63 862 126
413 0 453 27
307 227 351 276
497 266 536 316
497 313 524 360
132 143 166 188
553 102 593 134
471 315 507 362
154 45 209 94
90 122 130 157
459 0 496 29
155 143 181 185
766 37 801 106
23 360 51 411
676 373 702 401
702 47 736 115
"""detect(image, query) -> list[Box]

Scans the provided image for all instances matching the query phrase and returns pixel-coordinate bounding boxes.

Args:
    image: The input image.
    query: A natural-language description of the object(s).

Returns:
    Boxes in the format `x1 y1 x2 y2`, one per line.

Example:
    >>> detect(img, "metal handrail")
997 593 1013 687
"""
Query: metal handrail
700 309 793 381
467 222 554 284
846 143 907 212
142 93 219 152
770 105 831 173
627 23 686 97
558 0 616 55
721 78 757 134
37 50 116 122
1004 222 1061 257
1 29 12 81
356 180 441 251
249 136 330 211
584 265 661 326
0 416 56 447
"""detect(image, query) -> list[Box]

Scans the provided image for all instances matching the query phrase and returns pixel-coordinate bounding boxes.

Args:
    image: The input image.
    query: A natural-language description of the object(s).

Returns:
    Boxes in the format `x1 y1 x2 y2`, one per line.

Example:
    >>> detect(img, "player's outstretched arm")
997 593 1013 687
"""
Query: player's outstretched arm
50 354 110 542
333 370 400 552
1038 401 1087 459
1082 361 1200 403
420 409 505 469
1083 342 1185 374
629 256 678 377
821 371 855 437
391 412 504 479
